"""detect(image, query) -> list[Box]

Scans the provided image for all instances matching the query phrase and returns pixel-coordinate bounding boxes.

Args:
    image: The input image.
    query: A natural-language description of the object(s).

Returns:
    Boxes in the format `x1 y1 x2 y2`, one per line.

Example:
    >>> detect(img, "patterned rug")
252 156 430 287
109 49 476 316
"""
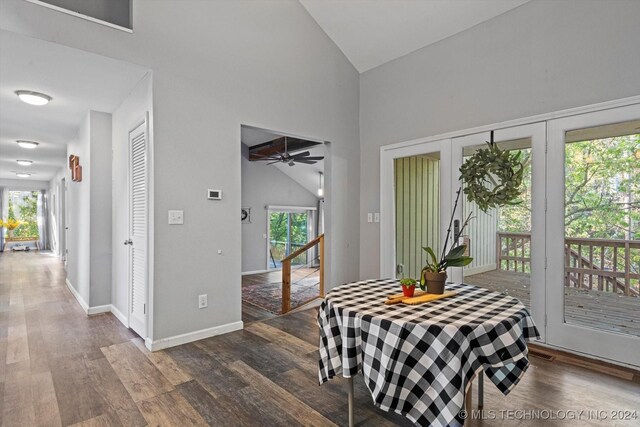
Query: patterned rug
242 277 320 314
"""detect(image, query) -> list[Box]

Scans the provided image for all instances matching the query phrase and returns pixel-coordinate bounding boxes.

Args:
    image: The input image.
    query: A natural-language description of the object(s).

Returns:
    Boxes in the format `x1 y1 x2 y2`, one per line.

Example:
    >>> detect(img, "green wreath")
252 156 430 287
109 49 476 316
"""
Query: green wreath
459 141 525 212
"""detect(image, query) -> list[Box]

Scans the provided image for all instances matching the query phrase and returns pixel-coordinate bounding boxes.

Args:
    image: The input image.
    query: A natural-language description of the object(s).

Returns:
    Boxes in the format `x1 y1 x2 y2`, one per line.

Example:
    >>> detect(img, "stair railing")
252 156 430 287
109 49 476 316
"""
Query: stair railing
281 234 324 314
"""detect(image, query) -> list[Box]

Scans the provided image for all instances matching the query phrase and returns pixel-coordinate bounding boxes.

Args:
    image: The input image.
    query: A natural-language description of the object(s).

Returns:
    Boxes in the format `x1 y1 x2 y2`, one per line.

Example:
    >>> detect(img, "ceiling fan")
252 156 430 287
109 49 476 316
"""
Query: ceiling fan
252 136 324 166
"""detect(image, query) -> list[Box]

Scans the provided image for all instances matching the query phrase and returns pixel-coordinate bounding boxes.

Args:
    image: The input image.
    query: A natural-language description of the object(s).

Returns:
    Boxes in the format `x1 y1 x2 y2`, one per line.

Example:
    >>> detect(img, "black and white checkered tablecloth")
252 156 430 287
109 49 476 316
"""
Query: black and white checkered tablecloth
318 279 540 427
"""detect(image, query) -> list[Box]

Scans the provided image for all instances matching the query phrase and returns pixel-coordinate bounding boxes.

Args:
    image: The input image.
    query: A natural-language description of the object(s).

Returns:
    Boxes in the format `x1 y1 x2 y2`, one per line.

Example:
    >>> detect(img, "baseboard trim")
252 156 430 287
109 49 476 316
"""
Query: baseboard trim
242 269 269 276
87 304 111 315
65 278 89 313
110 304 128 327
145 321 244 352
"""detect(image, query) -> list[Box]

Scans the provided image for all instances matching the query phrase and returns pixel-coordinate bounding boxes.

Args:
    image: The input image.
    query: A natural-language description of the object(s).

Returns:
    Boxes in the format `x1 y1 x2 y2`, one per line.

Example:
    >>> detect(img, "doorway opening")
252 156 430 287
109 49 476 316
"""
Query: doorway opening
240 125 326 322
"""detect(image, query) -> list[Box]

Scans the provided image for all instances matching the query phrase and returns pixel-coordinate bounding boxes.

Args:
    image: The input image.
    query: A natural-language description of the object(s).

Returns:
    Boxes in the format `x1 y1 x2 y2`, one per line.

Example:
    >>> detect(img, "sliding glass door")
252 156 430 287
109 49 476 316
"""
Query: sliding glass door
267 208 314 270
547 105 640 366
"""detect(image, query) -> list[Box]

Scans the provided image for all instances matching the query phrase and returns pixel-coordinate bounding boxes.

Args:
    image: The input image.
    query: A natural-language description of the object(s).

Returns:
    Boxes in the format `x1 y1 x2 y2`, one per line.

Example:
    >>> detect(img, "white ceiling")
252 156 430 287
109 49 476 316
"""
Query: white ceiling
0 30 149 181
299 0 530 72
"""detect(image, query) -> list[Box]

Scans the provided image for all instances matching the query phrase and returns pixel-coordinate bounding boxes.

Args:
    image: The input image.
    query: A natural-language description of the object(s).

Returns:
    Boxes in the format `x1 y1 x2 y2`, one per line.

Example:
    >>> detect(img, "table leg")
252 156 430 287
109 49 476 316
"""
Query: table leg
478 371 484 409
464 377 472 427
347 376 354 427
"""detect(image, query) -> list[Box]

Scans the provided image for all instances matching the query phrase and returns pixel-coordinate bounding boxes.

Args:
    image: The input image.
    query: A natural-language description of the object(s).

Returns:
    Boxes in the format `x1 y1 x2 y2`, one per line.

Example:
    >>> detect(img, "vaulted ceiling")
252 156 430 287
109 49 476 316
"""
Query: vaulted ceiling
299 0 530 72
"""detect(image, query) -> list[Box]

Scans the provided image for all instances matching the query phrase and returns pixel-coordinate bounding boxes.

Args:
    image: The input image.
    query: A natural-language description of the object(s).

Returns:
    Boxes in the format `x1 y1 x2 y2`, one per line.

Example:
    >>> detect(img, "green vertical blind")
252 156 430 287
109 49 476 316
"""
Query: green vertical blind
394 155 440 279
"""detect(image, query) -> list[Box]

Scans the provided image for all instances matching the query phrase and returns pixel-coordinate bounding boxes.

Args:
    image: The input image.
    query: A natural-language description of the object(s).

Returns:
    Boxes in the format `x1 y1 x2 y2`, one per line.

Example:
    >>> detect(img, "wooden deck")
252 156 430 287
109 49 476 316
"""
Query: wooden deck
466 269 640 338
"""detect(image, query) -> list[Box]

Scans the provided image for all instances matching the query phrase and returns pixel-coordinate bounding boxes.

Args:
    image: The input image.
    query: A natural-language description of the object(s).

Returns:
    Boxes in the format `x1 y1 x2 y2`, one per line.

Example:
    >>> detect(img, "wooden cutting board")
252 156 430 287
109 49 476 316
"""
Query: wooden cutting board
403 291 457 305
385 291 456 305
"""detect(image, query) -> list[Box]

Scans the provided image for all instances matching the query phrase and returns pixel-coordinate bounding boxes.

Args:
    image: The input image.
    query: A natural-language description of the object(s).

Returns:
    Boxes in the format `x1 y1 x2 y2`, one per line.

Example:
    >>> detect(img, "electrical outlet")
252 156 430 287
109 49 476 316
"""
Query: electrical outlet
198 294 208 309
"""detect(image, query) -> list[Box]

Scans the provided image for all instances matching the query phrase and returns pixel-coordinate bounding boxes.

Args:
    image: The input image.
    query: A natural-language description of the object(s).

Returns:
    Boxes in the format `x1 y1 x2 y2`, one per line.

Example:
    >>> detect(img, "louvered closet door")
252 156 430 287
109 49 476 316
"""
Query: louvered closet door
129 118 148 338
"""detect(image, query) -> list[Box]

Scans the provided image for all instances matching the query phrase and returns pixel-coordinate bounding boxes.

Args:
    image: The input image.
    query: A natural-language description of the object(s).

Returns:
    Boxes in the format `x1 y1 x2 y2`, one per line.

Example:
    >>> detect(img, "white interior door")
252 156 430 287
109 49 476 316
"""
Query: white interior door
128 117 149 338
547 104 640 367
380 138 452 279
452 123 547 341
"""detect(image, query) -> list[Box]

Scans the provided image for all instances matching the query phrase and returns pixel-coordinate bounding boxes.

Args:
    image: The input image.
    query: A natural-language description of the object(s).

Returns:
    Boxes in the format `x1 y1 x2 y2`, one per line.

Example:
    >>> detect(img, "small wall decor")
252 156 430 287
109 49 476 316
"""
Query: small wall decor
69 155 82 182
241 207 251 223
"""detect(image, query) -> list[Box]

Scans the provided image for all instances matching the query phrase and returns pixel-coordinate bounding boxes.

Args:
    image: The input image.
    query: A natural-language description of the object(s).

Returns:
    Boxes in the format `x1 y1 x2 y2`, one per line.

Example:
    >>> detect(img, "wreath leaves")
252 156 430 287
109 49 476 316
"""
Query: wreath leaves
459 141 525 212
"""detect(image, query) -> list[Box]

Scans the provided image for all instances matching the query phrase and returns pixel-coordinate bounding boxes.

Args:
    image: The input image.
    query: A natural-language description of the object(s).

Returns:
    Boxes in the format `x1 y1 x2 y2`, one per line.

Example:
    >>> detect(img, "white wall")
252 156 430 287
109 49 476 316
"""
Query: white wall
359 0 640 278
241 148 319 273
66 113 91 303
0 0 361 342
65 110 112 308
111 73 153 320
89 111 112 306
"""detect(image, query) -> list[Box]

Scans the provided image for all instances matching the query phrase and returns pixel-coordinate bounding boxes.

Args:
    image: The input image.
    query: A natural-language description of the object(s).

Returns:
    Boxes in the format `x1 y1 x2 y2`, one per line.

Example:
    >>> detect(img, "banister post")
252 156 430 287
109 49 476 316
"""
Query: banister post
282 259 291 313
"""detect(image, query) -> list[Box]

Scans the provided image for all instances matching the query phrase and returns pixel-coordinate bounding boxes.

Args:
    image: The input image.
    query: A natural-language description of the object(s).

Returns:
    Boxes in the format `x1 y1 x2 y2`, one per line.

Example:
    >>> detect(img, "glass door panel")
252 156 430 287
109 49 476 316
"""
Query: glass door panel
380 138 451 280
563 123 639 335
461 138 533 310
394 153 440 279
452 123 546 340
547 106 640 367
267 209 311 270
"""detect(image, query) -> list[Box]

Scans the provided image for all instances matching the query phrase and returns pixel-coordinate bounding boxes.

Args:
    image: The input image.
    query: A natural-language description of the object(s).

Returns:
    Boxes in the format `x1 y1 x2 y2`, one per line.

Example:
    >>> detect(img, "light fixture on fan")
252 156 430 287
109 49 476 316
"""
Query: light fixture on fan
16 172 31 178
15 90 52 106
318 171 324 197
16 160 33 166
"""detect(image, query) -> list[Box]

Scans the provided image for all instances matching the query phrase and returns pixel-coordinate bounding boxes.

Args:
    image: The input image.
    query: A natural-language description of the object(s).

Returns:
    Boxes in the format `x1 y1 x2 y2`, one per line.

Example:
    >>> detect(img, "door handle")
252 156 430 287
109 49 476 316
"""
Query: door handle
124 239 133 245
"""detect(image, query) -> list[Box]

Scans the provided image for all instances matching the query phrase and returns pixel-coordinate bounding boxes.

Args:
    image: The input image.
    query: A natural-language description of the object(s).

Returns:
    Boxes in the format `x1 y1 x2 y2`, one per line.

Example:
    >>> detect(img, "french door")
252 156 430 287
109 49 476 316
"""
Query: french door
381 106 640 367
547 105 640 366
380 138 452 279
451 123 547 340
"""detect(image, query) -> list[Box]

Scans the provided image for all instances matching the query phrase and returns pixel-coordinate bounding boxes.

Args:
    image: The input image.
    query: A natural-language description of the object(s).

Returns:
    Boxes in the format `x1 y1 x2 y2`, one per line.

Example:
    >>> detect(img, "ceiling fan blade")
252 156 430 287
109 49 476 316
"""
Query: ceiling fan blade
266 160 282 165
290 151 311 158
293 159 317 164
301 156 324 161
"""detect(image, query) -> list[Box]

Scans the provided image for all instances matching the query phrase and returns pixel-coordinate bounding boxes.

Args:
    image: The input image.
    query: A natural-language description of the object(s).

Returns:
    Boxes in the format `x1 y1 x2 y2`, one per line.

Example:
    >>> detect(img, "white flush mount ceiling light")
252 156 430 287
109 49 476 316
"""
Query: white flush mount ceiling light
16 160 33 166
16 173 32 178
15 90 52 106
17 140 39 149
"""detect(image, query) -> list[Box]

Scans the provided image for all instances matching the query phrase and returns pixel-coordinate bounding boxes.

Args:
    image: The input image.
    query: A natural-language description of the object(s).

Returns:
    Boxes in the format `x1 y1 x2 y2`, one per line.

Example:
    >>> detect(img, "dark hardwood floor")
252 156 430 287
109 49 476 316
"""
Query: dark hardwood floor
1 251 639 426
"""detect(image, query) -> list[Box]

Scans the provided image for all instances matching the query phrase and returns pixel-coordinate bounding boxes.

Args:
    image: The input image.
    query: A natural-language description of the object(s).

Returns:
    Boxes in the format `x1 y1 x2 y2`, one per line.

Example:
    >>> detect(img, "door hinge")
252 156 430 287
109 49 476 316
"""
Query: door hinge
544 198 548 212
544 314 548 327
143 304 146 314
544 256 547 269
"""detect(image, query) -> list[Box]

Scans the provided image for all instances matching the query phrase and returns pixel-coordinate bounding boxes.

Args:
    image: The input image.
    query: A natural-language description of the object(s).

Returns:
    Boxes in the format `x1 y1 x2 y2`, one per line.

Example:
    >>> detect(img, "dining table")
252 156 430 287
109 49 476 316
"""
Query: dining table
317 279 540 427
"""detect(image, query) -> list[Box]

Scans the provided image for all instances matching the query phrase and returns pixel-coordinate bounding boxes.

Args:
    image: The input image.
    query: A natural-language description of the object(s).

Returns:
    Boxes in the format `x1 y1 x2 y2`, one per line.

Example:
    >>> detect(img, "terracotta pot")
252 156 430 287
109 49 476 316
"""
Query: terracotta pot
401 285 416 298
422 271 447 295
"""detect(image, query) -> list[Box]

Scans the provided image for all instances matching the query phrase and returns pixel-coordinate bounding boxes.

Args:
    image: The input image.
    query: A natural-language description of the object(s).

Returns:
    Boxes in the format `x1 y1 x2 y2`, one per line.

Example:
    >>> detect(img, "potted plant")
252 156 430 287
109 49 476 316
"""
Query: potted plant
0 218 22 239
420 188 473 294
399 277 417 298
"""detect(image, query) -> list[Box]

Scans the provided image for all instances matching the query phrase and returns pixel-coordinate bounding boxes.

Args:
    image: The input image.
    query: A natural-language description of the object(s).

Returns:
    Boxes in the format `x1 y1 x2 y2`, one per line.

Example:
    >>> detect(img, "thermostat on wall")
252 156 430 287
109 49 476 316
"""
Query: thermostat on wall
208 189 222 200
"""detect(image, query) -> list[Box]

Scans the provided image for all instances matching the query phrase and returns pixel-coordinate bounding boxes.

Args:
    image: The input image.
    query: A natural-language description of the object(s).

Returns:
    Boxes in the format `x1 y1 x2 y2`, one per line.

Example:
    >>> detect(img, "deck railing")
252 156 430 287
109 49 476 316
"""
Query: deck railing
281 234 324 313
497 232 639 296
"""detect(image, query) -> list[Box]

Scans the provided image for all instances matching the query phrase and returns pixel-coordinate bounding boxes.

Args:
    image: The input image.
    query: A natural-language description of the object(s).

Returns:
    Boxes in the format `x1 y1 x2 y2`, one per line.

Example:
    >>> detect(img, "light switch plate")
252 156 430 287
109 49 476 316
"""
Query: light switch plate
168 210 184 225
374 213 380 223
367 213 373 223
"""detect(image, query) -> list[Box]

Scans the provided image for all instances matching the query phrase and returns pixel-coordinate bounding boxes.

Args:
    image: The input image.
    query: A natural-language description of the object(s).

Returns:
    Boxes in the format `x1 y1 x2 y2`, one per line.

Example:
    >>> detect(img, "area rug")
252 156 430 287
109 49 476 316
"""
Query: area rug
242 278 320 314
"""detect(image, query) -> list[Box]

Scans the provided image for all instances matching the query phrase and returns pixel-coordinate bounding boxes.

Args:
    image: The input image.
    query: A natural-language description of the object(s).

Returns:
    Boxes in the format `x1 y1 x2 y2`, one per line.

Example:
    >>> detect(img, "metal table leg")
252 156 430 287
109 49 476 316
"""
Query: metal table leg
478 371 484 409
347 376 354 427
